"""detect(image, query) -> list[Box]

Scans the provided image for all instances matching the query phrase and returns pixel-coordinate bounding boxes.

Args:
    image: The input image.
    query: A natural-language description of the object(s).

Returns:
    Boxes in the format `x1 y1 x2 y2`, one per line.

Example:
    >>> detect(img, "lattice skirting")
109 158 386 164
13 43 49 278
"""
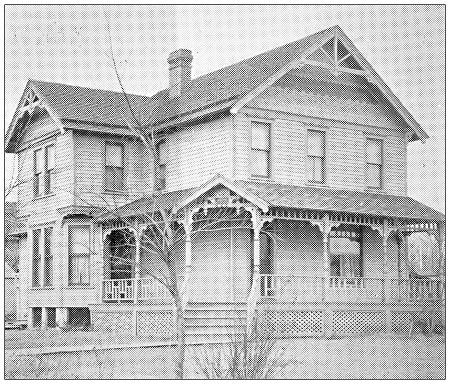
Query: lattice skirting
137 311 175 339
392 311 444 334
91 312 133 334
332 311 386 334
261 310 324 336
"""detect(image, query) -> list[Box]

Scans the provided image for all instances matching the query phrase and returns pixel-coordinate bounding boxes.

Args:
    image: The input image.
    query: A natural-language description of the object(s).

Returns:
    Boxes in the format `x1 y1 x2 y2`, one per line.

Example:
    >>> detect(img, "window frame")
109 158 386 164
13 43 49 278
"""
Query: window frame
306 127 327 185
104 141 126 192
156 140 168 191
31 225 55 288
67 224 92 286
365 136 384 190
328 227 363 280
33 142 56 199
249 119 272 179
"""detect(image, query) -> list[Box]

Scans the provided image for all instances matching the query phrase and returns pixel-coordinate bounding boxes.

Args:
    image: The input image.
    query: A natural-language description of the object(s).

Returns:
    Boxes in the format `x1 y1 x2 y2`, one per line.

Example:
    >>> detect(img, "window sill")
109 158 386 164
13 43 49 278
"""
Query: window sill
65 285 94 289
249 176 275 183
31 286 55 290
365 187 385 194
306 182 328 188
103 189 129 196
32 193 56 201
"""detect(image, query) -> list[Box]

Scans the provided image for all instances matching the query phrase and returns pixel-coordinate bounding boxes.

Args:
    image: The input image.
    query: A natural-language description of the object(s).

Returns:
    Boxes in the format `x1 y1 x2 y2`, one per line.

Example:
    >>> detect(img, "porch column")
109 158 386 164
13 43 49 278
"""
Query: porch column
181 216 193 307
382 219 390 302
134 232 141 279
322 214 331 277
437 222 445 277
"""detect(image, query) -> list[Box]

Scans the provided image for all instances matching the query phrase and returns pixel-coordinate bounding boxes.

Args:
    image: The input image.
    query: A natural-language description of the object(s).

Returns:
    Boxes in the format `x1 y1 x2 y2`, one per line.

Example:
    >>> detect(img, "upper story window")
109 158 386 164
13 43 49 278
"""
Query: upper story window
251 121 271 178
307 129 325 184
31 226 54 287
105 142 124 191
68 225 91 286
33 144 54 198
366 138 383 189
157 140 168 190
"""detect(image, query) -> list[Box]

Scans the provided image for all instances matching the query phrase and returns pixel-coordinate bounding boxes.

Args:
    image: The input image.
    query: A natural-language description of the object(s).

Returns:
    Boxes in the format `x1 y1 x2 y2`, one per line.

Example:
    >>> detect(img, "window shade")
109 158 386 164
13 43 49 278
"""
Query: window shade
105 143 123 167
158 141 168 164
307 130 325 157
251 122 270 150
69 226 90 254
34 149 43 173
366 138 382 164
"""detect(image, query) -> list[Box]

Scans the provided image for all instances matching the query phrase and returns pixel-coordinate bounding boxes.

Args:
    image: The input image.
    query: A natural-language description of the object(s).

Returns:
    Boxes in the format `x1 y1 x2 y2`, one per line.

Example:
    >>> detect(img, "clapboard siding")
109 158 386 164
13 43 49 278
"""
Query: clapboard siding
74 132 152 208
362 228 401 279
165 116 231 191
190 230 232 302
232 228 252 301
16 129 74 223
275 221 324 276
236 106 407 195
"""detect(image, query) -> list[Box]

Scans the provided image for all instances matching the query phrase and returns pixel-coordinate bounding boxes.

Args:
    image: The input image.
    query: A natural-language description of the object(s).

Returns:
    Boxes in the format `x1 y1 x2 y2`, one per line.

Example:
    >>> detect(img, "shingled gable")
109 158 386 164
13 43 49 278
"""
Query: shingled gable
6 25 428 153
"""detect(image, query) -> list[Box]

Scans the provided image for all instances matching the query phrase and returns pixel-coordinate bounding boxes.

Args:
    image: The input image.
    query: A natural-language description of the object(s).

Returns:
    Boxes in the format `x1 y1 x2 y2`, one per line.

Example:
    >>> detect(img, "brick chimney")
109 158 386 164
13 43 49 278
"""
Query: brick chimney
167 49 193 98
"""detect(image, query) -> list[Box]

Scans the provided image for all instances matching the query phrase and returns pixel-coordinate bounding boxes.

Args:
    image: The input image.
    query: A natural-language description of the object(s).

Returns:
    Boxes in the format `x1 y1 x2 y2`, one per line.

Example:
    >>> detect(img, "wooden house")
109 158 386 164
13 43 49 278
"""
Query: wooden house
5 25 444 339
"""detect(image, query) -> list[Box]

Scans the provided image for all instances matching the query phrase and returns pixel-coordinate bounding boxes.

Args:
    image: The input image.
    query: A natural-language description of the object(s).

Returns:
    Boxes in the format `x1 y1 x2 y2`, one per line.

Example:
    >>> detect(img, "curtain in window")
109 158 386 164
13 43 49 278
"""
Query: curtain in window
68 226 90 285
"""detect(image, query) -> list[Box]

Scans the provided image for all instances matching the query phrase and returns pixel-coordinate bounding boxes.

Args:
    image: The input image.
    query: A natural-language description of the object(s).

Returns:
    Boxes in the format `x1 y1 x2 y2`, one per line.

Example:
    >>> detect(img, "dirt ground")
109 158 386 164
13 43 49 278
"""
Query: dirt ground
5 330 445 379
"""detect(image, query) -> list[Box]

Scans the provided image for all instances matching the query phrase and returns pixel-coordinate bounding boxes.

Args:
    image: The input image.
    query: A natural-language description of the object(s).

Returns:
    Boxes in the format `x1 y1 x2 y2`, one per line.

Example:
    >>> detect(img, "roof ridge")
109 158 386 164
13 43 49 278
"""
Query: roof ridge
29 26 335 100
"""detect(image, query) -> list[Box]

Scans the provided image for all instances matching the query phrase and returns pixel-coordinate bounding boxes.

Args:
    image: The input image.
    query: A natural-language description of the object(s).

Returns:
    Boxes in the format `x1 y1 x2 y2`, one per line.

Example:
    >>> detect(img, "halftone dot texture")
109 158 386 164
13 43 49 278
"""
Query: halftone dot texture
5 4 444 380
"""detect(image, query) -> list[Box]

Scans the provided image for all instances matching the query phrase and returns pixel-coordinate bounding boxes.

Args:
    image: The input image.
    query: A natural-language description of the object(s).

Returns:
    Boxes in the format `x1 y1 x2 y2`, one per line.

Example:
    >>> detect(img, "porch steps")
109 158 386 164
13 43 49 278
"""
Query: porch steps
184 302 247 342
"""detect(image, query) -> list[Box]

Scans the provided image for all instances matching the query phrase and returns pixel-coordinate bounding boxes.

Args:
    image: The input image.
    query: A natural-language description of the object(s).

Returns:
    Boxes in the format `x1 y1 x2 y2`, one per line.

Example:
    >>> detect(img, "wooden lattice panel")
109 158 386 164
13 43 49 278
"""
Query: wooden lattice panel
333 311 386 334
392 311 443 334
262 310 323 336
137 311 174 339
91 312 133 334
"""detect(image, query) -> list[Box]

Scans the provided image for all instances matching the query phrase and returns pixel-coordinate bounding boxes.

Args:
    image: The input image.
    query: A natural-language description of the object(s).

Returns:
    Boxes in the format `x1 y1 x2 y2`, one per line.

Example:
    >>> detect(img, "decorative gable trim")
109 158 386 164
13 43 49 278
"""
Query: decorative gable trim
230 25 428 143
5 80 65 153
173 174 270 213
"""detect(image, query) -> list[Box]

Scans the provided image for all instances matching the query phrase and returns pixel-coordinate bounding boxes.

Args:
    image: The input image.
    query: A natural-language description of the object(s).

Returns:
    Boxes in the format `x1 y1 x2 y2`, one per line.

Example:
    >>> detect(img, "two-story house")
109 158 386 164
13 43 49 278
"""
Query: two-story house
5 25 444 340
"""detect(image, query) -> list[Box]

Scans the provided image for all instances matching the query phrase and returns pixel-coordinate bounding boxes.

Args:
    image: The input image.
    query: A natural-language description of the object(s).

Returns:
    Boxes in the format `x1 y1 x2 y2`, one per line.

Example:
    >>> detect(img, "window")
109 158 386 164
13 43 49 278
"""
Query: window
251 121 271 178
366 138 383 189
329 229 362 278
307 129 325 183
105 143 124 190
34 149 44 197
45 145 55 194
32 229 41 287
34 144 55 197
157 141 168 190
44 228 53 286
68 226 91 285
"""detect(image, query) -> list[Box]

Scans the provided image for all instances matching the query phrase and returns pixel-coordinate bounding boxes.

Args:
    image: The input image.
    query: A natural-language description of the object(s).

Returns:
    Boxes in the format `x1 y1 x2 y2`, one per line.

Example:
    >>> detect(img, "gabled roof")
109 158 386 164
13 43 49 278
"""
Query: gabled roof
96 175 444 223
6 25 428 153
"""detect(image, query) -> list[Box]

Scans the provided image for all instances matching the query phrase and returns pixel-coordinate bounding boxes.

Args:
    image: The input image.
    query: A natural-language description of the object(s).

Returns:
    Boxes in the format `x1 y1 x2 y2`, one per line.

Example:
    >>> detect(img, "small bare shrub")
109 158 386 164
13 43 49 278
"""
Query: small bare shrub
193 324 290 379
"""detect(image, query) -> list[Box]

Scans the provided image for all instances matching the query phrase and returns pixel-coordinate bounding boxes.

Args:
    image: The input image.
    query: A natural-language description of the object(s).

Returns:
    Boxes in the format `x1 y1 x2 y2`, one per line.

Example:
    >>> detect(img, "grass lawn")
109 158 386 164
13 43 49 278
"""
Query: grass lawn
5 331 445 379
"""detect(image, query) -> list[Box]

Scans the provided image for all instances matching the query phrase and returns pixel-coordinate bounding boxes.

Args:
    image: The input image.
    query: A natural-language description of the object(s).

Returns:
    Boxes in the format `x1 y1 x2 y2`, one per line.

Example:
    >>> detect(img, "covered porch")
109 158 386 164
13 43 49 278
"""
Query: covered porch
93 176 444 336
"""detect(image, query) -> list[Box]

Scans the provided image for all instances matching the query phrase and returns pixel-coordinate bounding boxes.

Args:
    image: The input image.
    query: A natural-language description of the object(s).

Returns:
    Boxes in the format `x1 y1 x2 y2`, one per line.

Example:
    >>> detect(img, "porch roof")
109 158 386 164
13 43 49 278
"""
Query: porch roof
234 180 445 222
96 178 444 223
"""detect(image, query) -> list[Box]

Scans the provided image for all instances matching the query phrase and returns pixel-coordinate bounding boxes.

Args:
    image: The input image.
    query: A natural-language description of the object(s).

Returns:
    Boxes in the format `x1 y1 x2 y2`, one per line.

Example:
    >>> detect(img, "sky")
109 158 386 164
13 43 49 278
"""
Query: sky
4 5 445 212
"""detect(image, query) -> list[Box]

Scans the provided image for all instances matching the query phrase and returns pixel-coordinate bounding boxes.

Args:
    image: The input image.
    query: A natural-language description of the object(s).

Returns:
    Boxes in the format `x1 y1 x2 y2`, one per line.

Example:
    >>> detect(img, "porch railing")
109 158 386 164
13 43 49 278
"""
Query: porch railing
390 278 443 302
259 274 443 303
102 276 184 303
